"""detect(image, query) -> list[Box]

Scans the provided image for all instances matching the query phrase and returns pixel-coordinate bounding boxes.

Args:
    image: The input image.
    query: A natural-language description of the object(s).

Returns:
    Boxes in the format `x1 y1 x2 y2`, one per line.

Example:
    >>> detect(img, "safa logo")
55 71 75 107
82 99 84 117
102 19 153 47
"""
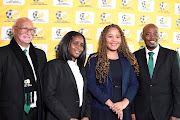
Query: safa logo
122 14 131 22
100 13 112 21
140 16 151 24
122 0 133 7
160 18 168 25
142 1 151 9
80 13 91 20
80 0 92 4
102 0 112 5
160 2 170 10
159 32 168 40
56 11 69 20
79 29 91 37
33 11 44 19
176 19 180 26
6 28 12 37
176 34 180 41
122 30 131 38
6 10 20 19
56 29 68 36
34 28 45 37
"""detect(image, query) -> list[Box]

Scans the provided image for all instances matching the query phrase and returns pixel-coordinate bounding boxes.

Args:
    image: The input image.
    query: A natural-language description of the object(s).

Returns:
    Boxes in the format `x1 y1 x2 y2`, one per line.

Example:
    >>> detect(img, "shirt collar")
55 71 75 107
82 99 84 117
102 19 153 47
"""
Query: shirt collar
19 44 30 54
145 44 159 55
67 60 78 66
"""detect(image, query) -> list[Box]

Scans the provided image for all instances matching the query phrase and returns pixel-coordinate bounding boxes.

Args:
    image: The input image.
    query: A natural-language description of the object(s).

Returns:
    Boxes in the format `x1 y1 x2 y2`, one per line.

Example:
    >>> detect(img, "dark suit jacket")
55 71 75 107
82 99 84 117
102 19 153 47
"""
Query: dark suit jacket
133 46 180 120
85 52 139 119
43 58 91 120
0 44 47 120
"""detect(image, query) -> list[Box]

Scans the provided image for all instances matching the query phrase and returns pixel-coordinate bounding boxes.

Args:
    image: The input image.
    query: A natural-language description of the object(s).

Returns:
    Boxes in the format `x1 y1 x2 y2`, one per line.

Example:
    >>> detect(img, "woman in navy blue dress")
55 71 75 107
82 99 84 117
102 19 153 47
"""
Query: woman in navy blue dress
85 24 139 120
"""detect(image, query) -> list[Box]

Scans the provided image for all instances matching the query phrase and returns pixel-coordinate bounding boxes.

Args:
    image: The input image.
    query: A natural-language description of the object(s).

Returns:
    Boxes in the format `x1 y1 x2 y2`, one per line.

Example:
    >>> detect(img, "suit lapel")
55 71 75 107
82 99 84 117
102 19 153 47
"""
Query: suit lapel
80 68 86 99
63 61 78 92
152 47 165 82
136 48 151 83
141 49 150 79
10 47 24 82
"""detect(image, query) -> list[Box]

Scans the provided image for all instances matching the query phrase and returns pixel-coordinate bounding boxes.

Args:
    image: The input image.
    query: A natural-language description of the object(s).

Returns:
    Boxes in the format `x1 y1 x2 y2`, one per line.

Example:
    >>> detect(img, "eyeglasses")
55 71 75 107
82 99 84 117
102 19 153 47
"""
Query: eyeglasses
14 26 35 34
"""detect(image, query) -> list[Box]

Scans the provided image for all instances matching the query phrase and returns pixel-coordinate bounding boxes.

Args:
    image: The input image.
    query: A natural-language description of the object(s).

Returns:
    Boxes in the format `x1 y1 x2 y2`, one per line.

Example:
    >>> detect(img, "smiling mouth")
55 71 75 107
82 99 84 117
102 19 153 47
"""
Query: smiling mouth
149 41 156 44
111 43 118 46
75 51 80 54
23 36 31 38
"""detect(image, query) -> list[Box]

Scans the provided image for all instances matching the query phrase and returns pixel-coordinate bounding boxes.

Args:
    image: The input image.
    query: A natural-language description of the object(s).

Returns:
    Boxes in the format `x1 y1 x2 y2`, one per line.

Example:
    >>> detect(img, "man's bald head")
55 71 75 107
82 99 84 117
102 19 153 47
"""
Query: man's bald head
143 24 158 34
13 17 33 28
12 17 34 48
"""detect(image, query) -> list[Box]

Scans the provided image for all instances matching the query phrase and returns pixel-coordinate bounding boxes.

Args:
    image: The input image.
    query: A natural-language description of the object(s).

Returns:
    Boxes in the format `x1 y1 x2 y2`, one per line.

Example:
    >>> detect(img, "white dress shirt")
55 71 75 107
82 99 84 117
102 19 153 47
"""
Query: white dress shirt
67 60 84 107
145 44 160 69
19 45 37 108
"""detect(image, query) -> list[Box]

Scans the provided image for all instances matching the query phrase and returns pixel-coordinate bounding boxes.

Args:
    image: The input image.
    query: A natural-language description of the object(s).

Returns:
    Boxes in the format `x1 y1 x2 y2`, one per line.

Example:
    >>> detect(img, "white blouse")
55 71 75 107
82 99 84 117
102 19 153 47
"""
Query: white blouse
67 60 84 107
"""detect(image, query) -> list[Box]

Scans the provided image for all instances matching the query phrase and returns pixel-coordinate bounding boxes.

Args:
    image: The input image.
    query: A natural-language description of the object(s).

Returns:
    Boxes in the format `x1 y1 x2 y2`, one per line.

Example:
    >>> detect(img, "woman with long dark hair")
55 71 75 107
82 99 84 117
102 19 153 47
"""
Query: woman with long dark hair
44 31 90 120
85 24 139 120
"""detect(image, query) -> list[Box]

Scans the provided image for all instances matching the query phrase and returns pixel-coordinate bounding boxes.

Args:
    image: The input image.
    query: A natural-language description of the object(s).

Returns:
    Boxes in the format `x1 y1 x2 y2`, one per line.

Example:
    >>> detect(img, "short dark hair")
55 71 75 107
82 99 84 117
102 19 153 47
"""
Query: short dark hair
58 31 86 68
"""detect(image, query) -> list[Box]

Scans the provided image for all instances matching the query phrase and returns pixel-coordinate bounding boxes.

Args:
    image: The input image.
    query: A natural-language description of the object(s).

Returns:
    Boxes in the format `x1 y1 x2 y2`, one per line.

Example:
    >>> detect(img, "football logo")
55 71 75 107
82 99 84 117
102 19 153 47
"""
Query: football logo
6 28 12 37
54 45 59 53
6 10 20 19
33 11 44 19
140 16 151 23
56 29 67 36
159 32 168 40
122 0 132 6
80 0 92 4
178 5 180 11
176 19 180 26
100 13 112 21
56 11 69 20
160 2 170 10
176 34 180 41
79 29 90 37
34 28 45 36
122 14 131 22
102 0 112 5
142 1 151 8
160 18 168 25
80 13 90 20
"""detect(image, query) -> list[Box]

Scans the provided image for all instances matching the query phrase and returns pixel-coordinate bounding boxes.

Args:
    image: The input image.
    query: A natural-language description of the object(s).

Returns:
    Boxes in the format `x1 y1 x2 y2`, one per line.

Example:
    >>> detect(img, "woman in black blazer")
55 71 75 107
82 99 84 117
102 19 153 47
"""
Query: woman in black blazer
44 31 91 120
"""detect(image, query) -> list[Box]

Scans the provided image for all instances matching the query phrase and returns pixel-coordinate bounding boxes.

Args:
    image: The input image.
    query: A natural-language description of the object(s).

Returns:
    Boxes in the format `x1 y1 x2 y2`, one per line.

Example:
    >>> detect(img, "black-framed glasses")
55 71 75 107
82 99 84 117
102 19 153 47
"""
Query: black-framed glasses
14 26 35 34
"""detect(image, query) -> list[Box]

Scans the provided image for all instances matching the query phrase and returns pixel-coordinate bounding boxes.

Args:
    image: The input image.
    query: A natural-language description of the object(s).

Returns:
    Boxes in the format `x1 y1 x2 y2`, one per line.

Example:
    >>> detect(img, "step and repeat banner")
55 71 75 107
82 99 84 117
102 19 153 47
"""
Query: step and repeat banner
0 0 180 61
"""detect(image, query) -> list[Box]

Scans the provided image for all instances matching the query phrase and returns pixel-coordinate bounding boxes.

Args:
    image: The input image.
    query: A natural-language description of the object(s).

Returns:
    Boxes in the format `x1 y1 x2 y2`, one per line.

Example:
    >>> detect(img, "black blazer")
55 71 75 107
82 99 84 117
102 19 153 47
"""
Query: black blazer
133 46 180 120
0 44 47 120
43 58 91 120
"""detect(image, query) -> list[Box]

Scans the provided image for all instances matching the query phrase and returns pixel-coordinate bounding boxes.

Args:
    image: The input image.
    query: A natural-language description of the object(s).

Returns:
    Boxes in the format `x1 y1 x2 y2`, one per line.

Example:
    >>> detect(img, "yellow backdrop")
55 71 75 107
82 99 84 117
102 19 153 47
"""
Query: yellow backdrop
0 0 180 61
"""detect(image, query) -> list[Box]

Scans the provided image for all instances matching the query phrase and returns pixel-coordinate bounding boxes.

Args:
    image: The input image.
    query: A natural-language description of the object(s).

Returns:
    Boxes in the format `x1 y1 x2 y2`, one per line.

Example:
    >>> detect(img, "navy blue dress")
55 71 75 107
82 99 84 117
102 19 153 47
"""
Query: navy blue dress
92 59 123 120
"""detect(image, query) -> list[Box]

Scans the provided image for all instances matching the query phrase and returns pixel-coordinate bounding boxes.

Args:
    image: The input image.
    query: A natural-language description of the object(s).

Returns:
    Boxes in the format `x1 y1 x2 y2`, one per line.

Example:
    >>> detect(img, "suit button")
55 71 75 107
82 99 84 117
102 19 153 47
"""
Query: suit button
150 85 152 87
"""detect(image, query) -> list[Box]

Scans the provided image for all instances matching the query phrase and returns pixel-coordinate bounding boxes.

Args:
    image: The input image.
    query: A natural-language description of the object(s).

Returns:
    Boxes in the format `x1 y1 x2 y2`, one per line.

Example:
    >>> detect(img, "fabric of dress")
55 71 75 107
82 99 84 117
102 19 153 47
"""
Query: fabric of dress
92 59 123 120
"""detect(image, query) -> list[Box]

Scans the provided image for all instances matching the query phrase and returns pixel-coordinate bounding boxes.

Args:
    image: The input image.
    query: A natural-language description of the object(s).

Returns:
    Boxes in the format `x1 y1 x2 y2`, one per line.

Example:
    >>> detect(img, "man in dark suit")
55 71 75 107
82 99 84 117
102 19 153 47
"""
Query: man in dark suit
0 17 47 120
132 24 180 120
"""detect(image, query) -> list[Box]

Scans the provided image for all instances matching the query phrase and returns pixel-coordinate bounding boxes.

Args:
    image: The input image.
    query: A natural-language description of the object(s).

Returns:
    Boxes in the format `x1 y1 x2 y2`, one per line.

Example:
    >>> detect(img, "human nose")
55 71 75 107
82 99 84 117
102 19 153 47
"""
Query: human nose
150 34 154 39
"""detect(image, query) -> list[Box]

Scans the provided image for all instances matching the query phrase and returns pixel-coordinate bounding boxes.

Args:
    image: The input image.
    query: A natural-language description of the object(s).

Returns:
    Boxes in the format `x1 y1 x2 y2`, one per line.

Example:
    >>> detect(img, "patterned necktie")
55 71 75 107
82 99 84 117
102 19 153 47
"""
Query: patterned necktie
23 49 31 114
148 52 154 78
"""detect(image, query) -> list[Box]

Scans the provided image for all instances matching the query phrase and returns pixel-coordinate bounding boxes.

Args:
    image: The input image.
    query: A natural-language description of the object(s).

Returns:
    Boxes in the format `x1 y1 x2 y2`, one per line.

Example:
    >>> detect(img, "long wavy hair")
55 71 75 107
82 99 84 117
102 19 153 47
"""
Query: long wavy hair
93 24 139 84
